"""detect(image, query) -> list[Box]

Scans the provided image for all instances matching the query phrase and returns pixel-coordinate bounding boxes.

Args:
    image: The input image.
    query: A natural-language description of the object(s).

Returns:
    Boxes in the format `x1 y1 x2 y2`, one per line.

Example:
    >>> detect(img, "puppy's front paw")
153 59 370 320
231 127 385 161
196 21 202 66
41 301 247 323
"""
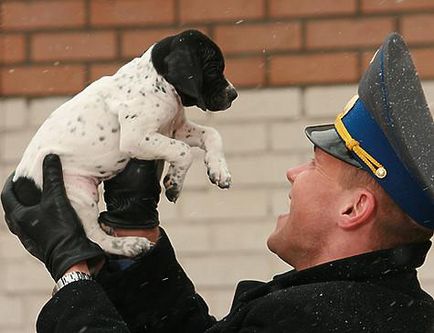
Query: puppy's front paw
165 184 180 202
205 156 231 189
163 174 181 202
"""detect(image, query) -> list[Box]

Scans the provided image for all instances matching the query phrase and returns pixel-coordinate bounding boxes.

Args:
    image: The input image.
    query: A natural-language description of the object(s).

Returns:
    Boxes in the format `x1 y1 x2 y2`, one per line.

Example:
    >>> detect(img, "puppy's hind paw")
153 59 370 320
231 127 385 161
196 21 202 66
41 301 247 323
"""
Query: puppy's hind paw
111 236 153 257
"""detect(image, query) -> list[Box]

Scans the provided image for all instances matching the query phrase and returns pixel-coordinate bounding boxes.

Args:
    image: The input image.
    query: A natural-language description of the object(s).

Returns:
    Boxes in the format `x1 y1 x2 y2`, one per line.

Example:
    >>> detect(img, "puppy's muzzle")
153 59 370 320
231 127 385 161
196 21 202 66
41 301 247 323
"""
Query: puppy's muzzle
226 86 238 103
207 85 238 111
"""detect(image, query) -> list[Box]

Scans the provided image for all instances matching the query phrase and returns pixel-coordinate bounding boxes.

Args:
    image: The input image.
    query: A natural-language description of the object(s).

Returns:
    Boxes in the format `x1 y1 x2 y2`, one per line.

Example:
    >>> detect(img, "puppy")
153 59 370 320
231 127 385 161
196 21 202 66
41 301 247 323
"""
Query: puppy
12 30 237 256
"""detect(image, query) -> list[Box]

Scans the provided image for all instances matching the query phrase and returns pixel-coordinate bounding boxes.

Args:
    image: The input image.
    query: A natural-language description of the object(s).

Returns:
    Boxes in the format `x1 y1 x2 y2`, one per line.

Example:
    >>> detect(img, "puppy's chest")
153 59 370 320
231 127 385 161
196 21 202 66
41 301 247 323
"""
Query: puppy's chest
157 108 185 137
120 87 184 138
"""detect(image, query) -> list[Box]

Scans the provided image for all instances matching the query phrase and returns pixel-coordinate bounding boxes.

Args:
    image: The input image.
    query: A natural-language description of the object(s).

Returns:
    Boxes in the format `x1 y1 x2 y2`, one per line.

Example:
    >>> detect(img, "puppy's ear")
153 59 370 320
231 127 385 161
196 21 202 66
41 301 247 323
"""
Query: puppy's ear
164 47 206 110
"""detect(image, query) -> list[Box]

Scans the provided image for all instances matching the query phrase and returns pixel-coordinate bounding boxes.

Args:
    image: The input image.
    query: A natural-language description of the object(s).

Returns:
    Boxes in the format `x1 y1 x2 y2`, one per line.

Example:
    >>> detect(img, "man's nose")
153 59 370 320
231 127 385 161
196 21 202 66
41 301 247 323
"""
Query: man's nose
286 162 310 183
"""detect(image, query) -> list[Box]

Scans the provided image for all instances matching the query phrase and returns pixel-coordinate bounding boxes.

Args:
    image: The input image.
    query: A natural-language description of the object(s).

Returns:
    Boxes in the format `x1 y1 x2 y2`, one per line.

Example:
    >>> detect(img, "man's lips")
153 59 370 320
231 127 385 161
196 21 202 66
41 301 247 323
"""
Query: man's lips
278 213 289 222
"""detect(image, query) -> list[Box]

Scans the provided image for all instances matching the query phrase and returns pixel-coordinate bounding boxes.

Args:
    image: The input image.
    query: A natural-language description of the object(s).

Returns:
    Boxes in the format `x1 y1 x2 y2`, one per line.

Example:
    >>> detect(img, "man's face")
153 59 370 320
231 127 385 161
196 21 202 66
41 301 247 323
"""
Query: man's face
267 148 348 268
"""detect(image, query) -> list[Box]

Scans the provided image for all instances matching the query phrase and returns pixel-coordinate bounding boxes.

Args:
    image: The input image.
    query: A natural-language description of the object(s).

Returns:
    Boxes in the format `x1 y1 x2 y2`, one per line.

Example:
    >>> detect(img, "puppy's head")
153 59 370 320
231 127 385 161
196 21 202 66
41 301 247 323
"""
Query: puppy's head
152 30 237 111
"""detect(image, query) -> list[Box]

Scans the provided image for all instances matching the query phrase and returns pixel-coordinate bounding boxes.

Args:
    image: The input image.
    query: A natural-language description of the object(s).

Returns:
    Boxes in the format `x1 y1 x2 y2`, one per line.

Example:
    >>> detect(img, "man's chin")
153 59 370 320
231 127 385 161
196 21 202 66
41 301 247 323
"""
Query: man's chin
266 234 277 254
266 213 289 253
267 234 291 265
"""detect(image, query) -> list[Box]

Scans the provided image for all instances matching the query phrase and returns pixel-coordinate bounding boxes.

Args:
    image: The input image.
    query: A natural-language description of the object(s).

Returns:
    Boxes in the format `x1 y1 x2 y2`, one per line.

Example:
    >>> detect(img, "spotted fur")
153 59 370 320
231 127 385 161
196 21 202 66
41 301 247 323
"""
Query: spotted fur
13 36 236 257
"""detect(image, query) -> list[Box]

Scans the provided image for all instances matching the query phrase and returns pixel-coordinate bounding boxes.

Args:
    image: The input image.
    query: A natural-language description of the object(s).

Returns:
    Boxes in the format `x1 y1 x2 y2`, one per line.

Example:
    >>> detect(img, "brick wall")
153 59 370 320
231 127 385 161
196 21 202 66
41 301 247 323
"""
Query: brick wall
3 0 434 96
2 1 434 332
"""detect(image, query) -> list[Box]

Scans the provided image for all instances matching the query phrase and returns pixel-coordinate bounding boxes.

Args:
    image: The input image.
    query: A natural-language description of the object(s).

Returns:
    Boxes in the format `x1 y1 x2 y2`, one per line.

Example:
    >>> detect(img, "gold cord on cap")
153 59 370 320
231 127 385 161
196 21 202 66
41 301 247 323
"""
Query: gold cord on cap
334 95 387 179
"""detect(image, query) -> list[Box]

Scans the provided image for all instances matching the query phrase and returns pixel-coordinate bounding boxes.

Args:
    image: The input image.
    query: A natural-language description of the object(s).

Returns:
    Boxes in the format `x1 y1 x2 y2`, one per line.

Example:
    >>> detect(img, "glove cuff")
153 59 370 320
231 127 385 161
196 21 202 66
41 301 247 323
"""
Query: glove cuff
98 211 159 230
97 227 183 285
51 241 104 281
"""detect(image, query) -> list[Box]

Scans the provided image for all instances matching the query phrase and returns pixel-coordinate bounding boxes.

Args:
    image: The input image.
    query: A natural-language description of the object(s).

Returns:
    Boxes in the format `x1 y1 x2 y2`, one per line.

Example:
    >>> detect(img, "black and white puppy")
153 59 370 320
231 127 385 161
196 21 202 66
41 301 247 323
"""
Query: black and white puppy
13 30 237 256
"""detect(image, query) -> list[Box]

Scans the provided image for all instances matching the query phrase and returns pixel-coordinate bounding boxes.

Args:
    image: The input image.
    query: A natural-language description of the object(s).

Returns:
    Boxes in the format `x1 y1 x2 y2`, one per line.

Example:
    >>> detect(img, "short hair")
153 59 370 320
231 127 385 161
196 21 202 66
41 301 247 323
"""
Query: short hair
339 164 433 247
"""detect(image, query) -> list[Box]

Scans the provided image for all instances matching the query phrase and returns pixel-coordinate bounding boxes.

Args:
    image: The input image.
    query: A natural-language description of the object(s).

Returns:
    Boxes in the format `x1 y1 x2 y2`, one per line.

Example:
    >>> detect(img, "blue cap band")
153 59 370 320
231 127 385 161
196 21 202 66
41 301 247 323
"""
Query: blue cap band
341 99 434 228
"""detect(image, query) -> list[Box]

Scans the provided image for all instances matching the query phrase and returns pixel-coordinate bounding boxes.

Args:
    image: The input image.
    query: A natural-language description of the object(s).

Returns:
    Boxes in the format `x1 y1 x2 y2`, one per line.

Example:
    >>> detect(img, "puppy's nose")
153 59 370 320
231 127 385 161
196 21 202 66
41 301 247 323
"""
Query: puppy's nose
226 87 238 102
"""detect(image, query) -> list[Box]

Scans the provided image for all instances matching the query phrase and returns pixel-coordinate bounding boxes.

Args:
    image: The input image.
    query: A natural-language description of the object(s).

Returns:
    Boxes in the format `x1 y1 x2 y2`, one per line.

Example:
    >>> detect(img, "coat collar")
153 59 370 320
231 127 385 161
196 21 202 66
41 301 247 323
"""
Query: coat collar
276 241 430 286
235 241 431 304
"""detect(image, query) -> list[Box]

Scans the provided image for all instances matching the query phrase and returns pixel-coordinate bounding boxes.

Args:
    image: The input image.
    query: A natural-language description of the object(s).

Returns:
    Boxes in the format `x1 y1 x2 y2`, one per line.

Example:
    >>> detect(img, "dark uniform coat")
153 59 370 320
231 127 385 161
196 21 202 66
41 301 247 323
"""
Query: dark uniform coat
37 229 434 333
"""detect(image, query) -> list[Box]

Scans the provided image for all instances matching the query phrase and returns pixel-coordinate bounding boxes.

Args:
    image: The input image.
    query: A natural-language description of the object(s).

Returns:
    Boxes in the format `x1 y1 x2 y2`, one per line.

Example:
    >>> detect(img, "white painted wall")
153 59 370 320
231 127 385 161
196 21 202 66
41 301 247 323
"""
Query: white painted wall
1 83 433 331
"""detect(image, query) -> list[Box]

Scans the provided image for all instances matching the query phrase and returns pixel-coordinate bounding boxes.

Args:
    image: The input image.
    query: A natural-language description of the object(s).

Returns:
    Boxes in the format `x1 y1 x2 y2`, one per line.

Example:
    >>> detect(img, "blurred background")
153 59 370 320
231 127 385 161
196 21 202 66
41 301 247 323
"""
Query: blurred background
1 0 434 331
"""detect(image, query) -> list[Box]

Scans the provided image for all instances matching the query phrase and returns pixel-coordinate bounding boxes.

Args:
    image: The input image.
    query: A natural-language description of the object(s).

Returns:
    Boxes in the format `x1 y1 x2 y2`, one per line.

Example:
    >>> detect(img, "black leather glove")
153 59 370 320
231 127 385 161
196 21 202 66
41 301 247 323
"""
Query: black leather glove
1 154 104 281
99 159 164 230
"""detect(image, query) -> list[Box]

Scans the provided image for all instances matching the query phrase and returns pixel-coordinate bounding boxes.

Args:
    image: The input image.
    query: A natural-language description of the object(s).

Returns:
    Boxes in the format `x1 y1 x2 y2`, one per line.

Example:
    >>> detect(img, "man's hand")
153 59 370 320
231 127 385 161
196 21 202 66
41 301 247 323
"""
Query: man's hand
99 159 164 243
1 154 104 281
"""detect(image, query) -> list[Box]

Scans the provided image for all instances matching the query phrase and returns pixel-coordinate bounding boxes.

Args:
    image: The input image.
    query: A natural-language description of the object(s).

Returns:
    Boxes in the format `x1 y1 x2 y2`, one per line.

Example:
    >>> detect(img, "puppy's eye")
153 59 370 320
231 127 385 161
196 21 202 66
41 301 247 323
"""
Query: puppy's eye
205 61 223 74
201 48 216 60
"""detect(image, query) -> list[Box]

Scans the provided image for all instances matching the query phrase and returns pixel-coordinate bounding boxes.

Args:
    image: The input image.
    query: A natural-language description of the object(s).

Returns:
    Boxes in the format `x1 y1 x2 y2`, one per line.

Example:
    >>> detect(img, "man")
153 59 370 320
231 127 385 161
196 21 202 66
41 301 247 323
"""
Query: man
2 33 434 332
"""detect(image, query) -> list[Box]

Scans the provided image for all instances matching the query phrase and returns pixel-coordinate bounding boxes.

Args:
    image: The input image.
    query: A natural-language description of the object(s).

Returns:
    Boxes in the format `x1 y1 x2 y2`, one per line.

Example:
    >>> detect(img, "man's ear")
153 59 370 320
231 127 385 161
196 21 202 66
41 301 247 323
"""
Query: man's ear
164 47 206 110
338 189 376 230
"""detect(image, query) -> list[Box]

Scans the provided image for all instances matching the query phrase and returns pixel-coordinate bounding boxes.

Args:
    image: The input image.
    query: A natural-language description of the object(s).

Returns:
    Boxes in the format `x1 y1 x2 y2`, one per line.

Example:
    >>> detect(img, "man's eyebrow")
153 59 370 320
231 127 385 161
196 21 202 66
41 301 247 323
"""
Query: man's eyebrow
312 147 318 160
313 149 322 165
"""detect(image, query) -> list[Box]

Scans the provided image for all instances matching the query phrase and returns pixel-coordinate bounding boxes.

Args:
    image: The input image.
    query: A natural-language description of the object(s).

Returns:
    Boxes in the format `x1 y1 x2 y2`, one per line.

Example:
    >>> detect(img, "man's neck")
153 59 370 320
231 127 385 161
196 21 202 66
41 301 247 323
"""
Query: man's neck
292 233 380 271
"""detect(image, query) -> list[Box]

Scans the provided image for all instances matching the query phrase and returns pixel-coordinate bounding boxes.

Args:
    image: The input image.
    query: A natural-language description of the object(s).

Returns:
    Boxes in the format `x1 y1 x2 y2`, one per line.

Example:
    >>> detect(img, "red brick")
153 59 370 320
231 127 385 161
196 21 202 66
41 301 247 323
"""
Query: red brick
362 47 434 79
362 0 434 13
270 52 358 85
90 63 123 81
411 48 434 79
269 0 356 18
2 1 85 31
91 0 175 27
402 14 434 44
361 50 377 72
122 28 181 58
32 32 117 62
179 0 264 23
225 57 265 87
121 27 210 58
215 22 301 54
0 35 26 64
307 18 394 49
1 65 85 96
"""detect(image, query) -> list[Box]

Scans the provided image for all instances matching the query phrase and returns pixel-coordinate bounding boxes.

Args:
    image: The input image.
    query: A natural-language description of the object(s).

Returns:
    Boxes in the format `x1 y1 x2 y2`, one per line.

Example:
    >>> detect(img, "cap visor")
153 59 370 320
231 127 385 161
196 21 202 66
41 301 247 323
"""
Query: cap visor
305 124 362 168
